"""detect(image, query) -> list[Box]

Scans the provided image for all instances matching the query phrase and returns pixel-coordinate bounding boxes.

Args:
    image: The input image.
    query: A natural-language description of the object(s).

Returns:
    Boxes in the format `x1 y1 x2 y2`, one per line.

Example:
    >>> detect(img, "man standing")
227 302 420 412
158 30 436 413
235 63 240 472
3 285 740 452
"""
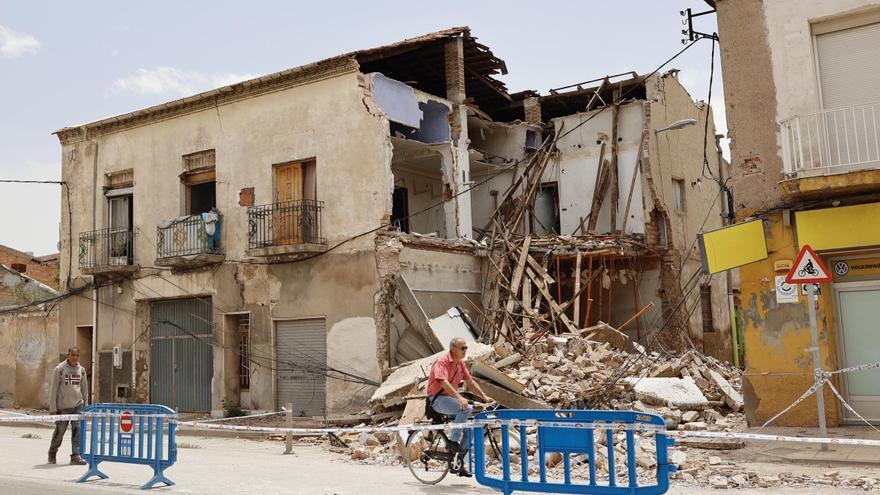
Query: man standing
427 337 493 477
48 347 88 465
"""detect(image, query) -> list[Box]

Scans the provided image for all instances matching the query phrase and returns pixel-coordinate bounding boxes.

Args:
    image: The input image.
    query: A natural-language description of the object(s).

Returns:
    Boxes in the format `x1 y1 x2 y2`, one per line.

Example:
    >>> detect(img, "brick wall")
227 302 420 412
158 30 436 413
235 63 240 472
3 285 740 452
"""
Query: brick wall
0 245 59 289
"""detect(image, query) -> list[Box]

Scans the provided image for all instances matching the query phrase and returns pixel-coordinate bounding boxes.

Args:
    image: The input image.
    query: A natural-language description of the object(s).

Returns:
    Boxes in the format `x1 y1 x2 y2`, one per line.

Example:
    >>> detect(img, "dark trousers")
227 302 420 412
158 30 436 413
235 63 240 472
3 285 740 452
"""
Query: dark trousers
49 406 82 455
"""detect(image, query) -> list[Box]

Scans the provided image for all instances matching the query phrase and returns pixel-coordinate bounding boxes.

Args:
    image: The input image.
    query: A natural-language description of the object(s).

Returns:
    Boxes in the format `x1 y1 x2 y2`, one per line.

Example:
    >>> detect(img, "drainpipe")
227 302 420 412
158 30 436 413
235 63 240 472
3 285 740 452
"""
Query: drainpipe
91 137 99 401
715 133 740 367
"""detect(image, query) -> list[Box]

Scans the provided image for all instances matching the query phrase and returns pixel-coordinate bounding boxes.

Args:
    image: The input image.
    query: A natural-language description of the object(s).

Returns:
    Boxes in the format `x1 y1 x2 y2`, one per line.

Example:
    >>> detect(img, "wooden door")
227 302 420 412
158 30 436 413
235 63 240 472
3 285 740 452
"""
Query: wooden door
274 163 303 245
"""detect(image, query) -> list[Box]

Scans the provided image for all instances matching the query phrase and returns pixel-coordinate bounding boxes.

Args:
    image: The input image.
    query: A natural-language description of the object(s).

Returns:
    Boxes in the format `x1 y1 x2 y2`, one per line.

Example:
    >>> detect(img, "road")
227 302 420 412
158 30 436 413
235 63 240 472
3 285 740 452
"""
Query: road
0 426 869 494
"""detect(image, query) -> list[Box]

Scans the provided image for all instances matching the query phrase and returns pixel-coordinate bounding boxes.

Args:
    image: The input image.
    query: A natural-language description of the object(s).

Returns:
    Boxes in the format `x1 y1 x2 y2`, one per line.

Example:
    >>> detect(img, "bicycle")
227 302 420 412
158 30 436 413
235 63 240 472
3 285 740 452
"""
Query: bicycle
404 400 503 485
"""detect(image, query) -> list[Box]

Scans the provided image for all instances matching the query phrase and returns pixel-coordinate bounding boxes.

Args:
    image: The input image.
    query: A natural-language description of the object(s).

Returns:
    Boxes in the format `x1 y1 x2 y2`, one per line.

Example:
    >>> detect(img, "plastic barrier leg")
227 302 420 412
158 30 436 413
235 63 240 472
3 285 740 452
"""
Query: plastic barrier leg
141 468 174 490
77 461 108 483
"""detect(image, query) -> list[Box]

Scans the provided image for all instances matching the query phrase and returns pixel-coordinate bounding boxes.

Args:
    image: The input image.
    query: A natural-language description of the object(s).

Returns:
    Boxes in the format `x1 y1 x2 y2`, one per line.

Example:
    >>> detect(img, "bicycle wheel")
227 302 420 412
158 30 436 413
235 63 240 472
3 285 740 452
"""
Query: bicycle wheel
405 429 451 485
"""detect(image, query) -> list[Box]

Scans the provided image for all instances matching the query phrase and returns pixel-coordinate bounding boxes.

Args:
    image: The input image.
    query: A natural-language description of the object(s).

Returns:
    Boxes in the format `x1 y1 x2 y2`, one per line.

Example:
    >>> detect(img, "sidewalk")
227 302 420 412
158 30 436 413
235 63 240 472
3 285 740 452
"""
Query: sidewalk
740 426 880 465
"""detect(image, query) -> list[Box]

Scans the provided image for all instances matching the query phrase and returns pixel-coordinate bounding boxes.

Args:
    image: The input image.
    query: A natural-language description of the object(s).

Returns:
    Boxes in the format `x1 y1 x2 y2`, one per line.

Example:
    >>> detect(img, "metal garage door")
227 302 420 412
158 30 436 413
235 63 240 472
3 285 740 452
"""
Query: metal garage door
150 298 213 412
275 318 326 416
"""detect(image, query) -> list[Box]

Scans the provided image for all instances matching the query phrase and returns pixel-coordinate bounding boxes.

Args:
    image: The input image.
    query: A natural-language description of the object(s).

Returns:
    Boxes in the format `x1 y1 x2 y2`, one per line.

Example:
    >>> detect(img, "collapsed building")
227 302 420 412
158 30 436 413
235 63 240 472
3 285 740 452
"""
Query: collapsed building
51 27 730 417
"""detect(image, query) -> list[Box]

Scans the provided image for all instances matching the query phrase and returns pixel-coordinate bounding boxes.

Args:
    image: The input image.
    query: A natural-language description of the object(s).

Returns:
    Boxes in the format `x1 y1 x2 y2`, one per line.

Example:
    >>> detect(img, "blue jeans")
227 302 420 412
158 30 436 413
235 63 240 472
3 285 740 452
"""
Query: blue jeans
431 395 472 454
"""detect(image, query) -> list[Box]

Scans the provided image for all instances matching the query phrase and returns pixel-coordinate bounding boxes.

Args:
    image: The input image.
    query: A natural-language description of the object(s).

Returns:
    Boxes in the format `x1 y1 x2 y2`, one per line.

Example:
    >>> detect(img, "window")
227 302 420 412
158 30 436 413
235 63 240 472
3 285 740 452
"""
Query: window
700 283 715 333
672 178 686 212
106 190 133 264
814 19 880 110
182 150 216 215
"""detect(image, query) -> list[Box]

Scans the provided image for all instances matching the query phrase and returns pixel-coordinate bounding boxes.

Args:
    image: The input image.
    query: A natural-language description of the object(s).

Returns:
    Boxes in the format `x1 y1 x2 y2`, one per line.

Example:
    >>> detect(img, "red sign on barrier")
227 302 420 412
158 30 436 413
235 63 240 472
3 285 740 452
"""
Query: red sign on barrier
120 411 134 433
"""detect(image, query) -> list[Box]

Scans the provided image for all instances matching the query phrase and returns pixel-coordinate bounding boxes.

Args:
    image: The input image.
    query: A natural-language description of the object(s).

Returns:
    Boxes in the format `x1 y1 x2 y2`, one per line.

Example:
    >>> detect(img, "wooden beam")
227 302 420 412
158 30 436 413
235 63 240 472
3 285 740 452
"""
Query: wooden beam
465 64 513 102
499 236 531 338
573 251 582 327
609 89 621 232
619 302 654 332
555 256 562 304
584 255 593 327
587 159 611 232
525 267 578 334
619 128 648 236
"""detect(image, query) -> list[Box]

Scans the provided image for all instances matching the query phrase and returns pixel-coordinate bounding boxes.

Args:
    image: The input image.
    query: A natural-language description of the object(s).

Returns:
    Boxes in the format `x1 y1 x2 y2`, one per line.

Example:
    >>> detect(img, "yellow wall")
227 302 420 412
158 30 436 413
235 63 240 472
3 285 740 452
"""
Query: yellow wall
739 211 843 426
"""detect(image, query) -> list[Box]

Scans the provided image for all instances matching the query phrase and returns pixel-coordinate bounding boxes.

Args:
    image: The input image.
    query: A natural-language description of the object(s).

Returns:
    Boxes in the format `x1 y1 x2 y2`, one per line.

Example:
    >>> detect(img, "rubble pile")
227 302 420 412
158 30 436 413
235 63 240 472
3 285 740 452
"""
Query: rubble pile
673 460 879 491
500 334 745 431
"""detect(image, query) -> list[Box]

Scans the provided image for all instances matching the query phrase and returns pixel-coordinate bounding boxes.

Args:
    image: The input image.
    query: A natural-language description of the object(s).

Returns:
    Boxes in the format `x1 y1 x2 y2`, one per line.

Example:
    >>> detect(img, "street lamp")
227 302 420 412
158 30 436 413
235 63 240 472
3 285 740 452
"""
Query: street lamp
654 118 697 134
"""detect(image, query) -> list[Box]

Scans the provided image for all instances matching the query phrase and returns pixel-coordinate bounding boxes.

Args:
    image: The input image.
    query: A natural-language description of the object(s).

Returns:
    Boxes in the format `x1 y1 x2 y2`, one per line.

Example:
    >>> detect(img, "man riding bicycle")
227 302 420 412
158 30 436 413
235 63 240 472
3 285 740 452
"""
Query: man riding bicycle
427 337 493 477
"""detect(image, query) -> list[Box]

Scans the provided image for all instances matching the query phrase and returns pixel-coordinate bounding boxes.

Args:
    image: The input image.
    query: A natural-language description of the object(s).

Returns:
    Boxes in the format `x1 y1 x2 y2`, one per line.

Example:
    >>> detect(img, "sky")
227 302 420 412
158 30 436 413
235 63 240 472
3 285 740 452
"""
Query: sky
0 0 723 256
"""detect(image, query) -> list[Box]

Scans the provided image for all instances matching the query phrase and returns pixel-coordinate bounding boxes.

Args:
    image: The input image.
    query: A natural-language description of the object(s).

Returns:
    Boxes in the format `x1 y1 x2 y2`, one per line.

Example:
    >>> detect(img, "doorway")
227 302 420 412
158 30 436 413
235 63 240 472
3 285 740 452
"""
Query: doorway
834 282 880 423
76 326 93 403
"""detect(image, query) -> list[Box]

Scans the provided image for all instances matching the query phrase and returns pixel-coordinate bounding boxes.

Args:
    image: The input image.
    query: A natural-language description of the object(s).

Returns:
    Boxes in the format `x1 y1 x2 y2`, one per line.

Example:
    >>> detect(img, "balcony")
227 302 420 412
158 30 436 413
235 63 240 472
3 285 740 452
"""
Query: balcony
247 200 326 258
155 213 224 268
78 228 137 275
781 102 880 176
779 103 880 200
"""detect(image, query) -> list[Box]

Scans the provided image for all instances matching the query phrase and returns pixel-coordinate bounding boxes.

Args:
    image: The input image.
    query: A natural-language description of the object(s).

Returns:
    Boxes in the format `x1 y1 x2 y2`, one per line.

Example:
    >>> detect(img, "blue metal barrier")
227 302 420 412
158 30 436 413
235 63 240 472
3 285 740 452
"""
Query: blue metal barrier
473 410 676 495
77 403 178 490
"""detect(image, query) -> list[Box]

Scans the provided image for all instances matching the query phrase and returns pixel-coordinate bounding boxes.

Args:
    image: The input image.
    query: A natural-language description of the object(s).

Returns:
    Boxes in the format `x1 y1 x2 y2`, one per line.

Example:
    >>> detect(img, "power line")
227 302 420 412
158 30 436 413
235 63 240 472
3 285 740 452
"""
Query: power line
0 179 65 184
124 278 381 387
555 39 702 143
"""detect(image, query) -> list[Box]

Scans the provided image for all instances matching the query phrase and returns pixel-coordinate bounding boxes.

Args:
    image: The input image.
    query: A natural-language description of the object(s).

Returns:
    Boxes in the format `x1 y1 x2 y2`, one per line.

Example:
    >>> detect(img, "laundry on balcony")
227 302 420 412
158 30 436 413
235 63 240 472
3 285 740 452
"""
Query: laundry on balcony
156 211 223 267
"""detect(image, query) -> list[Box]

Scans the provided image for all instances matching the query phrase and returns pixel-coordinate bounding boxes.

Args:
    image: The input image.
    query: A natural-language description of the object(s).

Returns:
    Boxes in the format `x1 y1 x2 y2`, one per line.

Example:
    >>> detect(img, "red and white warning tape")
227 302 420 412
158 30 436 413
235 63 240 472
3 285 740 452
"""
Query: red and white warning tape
668 430 880 447
761 360 880 435
4 411 880 447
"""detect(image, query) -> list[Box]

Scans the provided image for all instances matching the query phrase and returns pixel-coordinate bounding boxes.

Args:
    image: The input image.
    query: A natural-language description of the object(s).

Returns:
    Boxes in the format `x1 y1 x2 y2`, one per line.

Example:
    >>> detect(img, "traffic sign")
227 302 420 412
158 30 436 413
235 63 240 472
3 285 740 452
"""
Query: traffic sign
786 244 832 284
120 411 134 433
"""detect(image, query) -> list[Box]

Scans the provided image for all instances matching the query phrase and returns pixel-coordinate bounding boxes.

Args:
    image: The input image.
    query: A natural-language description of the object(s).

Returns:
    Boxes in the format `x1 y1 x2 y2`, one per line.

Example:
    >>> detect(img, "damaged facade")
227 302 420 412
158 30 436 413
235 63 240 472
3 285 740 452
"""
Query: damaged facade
53 27 729 417
713 0 880 426
0 256 60 409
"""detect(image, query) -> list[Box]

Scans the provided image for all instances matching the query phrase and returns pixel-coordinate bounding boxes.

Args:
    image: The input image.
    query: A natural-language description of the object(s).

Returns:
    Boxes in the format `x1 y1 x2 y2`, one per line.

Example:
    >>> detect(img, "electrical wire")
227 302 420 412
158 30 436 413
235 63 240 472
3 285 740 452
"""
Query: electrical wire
0 179 65 184
2 39 714 393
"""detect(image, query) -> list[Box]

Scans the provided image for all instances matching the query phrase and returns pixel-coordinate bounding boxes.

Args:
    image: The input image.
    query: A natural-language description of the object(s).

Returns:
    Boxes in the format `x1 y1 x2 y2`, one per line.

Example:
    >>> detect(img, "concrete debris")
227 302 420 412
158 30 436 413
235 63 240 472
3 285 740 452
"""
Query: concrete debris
624 377 709 410
709 475 729 488
707 369 744 412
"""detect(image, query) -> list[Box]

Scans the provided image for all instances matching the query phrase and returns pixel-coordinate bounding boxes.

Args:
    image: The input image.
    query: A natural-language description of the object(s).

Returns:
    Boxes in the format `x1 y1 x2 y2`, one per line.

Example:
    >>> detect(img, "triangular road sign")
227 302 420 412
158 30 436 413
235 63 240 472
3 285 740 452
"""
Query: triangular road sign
786 244 832 284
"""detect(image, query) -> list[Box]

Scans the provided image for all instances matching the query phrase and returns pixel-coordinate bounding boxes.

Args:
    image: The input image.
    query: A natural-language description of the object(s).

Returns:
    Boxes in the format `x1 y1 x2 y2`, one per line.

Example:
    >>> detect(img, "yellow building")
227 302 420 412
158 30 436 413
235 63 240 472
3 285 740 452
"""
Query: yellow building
713 0 880 426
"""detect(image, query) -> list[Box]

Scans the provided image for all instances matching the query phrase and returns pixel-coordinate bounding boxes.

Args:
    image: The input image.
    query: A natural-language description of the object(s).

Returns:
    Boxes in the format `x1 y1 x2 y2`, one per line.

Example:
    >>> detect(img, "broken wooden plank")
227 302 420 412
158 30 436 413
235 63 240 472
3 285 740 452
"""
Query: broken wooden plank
499 236 531 338
609 88 621 231
618 301 654 331
585 255 593 327
522 280 532 334
573 251 582 328
619 128 647 236
525 267 578 334
587 158 611 232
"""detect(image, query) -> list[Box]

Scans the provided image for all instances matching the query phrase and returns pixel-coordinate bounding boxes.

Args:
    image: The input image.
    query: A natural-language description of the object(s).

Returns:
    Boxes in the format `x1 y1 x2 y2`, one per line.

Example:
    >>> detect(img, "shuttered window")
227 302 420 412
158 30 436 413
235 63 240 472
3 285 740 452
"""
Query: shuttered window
816 21 880 110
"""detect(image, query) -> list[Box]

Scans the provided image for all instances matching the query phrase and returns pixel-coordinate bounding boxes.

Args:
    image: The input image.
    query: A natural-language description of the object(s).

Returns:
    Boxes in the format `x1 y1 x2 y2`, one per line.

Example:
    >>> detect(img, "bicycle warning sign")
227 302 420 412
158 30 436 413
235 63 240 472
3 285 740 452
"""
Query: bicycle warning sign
786 244 832 284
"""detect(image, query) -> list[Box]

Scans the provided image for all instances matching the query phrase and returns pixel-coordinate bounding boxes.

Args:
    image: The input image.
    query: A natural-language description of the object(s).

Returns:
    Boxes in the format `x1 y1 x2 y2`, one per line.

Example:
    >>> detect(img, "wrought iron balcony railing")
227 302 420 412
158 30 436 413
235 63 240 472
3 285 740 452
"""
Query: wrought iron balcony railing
156 213 222 260
79 228 134 270
248 200 325 250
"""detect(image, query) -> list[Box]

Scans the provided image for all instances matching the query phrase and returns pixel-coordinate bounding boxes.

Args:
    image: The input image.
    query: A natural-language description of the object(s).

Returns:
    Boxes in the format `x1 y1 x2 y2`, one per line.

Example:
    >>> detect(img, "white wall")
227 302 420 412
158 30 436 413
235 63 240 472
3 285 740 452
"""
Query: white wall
550 104 647 235
764 1 880 121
